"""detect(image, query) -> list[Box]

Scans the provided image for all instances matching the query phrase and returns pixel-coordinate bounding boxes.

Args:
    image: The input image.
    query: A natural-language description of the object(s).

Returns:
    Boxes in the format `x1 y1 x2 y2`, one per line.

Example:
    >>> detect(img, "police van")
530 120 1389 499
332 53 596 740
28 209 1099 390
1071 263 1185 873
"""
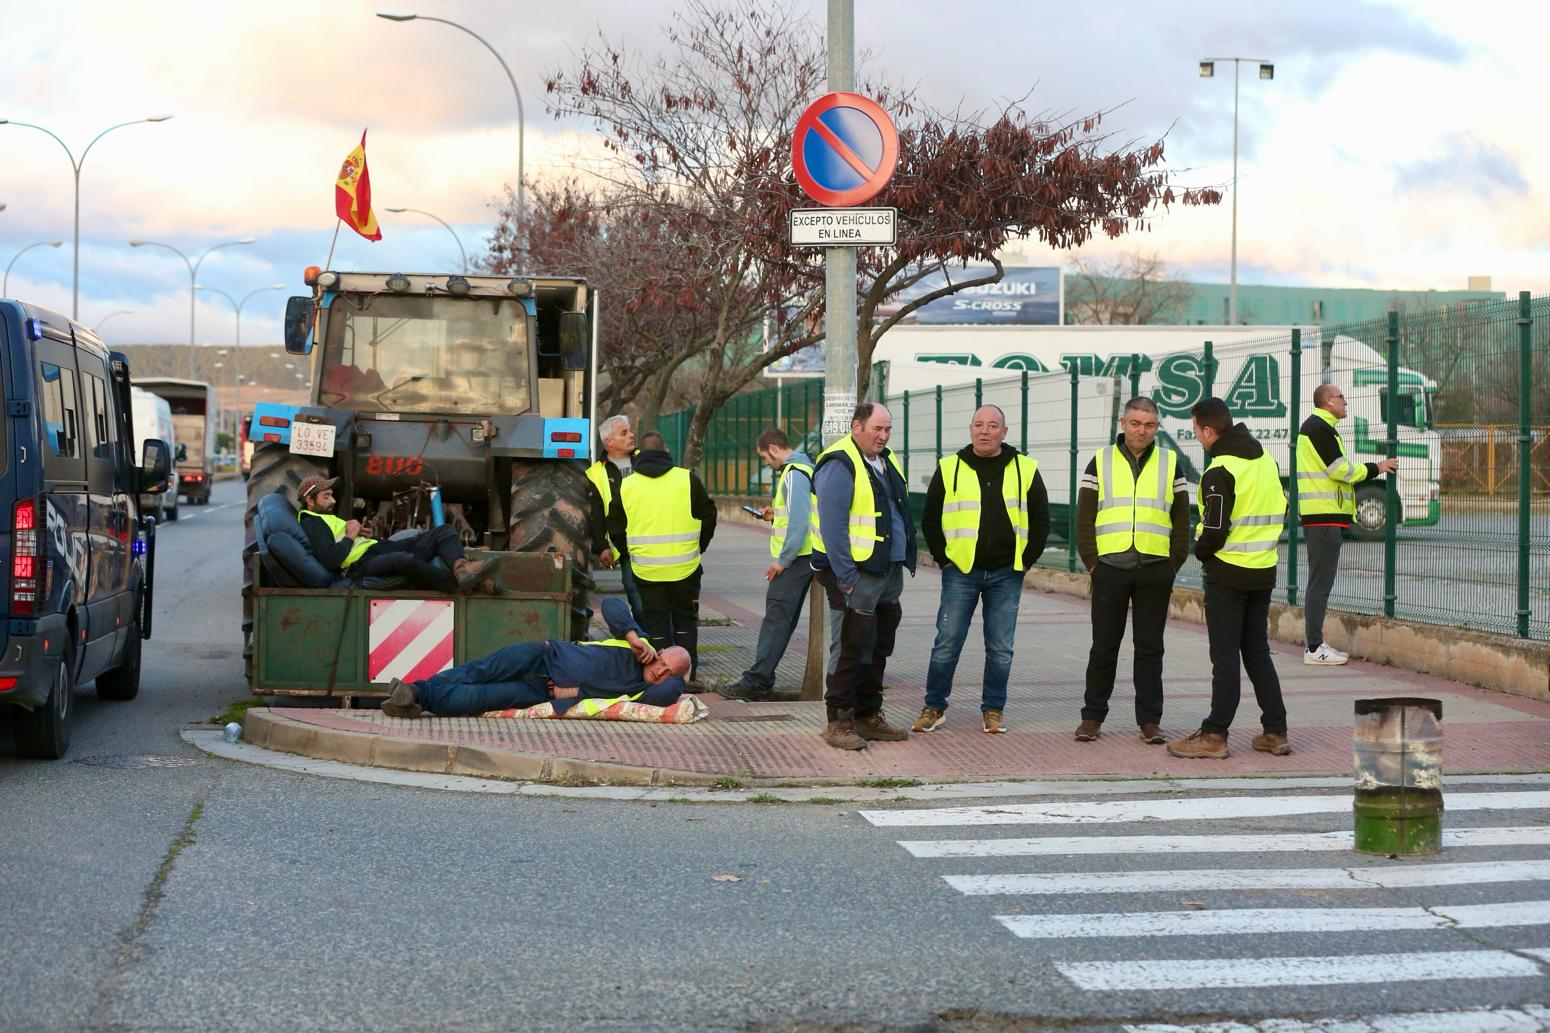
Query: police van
0 300 171 758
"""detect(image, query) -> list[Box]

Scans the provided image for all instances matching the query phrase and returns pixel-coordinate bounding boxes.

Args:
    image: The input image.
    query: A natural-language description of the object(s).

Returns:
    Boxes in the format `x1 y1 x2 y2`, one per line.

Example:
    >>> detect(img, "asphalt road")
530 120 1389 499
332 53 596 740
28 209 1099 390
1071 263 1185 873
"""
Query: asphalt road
3 479 1547 1033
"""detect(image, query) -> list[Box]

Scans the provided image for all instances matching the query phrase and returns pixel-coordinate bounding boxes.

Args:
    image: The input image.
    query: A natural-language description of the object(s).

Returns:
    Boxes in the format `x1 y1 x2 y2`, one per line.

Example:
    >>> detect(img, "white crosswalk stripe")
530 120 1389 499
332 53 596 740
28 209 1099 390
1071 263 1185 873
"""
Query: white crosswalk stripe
870 788 1550 1019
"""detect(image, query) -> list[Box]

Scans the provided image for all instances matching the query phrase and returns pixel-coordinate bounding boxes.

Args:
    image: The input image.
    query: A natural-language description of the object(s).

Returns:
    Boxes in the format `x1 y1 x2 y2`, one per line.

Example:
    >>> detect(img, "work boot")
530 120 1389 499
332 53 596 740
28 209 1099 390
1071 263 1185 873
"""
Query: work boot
1166 730 1229 759
912 706 946 733
1138 723 1166 745
379 678 422 720
982 709 1007 734
721 679 773 702
1074 719 1102 742
821 710 867 751
454 555 501 592
1252 730 1293 755
854 711 909 742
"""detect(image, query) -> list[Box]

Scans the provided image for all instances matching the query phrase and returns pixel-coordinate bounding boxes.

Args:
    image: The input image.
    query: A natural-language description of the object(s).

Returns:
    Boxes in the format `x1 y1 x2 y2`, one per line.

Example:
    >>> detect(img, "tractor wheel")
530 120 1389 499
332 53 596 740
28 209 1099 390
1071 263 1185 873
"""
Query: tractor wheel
509 460 594 641
243 444 330 686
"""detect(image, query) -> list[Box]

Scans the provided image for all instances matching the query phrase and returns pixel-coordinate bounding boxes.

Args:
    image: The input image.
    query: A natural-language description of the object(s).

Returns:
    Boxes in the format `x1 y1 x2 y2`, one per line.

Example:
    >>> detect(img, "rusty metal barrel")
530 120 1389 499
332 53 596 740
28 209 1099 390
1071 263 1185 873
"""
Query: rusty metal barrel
1352 697 1443 855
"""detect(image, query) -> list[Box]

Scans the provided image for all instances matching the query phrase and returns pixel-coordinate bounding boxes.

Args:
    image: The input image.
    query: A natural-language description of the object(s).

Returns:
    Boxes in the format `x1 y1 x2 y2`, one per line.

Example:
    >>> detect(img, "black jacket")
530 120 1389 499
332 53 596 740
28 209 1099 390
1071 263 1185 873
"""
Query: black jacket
1195 423 1279 591
922 444 1050 572
587 451 638 554
1075 436 1191 572
298 512 357 573
606 448 717 564
1297 411 1378 528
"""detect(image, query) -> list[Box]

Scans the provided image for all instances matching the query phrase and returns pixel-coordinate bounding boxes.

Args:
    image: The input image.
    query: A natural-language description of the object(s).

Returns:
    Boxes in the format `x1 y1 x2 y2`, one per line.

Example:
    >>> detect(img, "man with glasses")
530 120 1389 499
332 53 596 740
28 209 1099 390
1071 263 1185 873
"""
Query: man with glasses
1296 383 1397 665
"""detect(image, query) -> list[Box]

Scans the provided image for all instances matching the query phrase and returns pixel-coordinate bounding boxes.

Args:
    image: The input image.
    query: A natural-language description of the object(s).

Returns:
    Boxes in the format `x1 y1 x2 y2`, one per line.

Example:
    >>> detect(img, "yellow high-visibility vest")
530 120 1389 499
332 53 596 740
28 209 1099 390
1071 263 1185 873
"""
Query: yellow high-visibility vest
770 460 816 559
1296 408 1367 518
299 509 375 568
810 435 905 562
585 460 615 519
1094 444 1177 558
620 468 701 582
938 453 1039 571
1203 453 1286 569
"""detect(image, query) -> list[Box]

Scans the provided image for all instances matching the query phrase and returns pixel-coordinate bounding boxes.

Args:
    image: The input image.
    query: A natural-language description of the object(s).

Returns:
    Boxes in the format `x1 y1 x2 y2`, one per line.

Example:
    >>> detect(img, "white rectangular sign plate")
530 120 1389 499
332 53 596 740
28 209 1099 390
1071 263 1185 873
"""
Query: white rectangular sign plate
789 207 897 247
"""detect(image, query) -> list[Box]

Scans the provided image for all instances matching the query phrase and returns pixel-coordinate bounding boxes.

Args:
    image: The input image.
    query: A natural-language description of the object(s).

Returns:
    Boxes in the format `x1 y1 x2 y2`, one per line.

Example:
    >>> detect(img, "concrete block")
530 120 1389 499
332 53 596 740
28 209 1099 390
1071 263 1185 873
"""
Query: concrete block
369 735 454 774
450 745 548 782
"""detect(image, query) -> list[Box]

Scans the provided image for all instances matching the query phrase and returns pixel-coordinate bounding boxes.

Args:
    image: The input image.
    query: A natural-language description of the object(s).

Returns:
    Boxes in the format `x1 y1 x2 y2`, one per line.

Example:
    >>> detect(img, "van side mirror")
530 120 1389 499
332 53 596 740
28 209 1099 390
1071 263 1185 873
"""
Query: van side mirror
284 296 315 355
558 311 589 372
141 439 172 494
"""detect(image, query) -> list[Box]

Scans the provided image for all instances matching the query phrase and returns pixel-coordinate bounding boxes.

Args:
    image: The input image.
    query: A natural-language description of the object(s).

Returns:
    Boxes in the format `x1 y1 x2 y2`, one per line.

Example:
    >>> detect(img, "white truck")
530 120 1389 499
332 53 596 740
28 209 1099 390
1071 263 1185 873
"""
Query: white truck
135 378 217 506
874 324 1442 539
130 386 179 522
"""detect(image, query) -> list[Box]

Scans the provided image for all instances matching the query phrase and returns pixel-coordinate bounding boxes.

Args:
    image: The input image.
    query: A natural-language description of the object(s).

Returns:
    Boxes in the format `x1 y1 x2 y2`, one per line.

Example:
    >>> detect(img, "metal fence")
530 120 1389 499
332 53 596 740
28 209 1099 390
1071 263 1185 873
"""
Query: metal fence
657 292 1549 640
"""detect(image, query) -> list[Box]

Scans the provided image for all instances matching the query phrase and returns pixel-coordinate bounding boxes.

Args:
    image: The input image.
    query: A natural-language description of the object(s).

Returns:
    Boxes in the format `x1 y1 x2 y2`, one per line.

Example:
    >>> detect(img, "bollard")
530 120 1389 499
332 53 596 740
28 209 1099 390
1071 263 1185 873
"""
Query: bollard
1352 697 1443 855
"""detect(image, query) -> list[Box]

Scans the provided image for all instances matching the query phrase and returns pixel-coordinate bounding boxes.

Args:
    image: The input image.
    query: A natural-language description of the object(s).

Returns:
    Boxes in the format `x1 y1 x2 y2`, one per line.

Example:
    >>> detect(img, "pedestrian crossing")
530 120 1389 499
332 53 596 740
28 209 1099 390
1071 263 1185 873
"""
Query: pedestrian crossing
861 786 1550 1023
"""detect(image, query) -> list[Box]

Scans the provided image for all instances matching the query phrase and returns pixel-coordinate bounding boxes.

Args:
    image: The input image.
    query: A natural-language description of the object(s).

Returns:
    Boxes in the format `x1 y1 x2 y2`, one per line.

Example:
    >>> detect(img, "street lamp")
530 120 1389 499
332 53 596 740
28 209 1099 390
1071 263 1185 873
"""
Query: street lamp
92 309 134 334
384 206 469 272
1198 57 1273 324
195 281 285 418
4 240 63 297
376 13 525 228
128 236 257 377
0 114 173 319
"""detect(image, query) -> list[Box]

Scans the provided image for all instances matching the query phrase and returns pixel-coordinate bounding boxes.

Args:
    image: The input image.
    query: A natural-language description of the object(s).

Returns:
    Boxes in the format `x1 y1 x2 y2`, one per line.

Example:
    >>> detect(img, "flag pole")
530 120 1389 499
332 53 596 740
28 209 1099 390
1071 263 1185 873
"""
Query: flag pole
323 219 343 270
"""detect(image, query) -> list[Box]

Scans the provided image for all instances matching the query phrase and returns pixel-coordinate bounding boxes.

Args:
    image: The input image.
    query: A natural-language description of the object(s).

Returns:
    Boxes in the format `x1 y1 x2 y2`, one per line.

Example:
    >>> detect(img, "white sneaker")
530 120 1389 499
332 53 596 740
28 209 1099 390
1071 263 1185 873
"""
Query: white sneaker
1304 643 1349 666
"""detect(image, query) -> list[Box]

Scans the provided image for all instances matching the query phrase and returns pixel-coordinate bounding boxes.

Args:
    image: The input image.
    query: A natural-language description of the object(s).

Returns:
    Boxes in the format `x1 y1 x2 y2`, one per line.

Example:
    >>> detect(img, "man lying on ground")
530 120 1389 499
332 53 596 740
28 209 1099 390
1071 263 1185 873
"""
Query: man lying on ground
380 597 691 719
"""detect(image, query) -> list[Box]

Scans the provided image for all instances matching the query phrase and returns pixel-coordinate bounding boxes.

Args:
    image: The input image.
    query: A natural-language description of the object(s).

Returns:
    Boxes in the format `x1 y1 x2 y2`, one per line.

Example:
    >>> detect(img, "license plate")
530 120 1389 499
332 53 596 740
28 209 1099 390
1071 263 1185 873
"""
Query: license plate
290 421 336 457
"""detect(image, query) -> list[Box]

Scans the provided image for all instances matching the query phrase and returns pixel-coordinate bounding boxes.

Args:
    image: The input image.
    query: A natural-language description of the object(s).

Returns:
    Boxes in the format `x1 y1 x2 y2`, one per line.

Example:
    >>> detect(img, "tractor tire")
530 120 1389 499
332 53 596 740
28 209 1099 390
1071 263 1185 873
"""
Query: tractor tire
243 444 330 686
509 460 594 641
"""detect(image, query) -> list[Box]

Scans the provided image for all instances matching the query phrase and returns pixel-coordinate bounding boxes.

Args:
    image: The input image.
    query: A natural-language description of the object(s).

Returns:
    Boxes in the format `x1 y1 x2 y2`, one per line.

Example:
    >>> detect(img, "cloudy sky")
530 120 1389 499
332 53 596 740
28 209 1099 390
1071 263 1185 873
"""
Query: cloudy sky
1 0 1543 346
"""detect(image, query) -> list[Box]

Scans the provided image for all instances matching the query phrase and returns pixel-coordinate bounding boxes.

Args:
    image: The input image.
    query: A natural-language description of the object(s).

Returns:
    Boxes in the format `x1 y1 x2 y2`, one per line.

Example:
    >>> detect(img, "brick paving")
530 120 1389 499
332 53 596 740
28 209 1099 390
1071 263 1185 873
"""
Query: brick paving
260 523 1550 783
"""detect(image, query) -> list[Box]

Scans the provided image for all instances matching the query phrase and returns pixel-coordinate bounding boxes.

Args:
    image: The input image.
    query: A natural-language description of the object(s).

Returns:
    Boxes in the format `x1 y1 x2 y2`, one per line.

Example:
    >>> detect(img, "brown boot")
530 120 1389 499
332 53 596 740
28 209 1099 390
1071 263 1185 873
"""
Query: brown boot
821 711 867 751
379 678 422 720
1166 730 1229 759
854 711 909 742
1252 730 1292 755
453 555 501 592
1074 719 1102 742
1138 723 1166 745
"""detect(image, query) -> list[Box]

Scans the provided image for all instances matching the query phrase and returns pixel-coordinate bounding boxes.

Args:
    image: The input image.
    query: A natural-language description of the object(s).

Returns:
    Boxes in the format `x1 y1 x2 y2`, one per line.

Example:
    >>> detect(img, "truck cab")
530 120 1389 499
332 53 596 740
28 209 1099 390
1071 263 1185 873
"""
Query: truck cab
0 300 171 758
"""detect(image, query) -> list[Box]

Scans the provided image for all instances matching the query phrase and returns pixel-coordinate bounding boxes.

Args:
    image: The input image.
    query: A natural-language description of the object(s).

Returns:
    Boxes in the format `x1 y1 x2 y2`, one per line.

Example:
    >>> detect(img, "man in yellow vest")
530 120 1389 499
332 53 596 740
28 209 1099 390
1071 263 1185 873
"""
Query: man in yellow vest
915 404 1048 734
296 475 497 591
1073 397 1190 745
607 431 717 681
1168 398 1291 760
585 413 644 616
811 403 916 750
724 427 816 701
1297 383 1397 665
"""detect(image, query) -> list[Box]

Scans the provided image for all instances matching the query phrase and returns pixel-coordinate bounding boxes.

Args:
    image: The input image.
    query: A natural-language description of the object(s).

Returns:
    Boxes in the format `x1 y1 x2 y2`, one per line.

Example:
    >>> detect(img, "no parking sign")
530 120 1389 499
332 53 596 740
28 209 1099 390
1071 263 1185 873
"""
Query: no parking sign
791 92 899 208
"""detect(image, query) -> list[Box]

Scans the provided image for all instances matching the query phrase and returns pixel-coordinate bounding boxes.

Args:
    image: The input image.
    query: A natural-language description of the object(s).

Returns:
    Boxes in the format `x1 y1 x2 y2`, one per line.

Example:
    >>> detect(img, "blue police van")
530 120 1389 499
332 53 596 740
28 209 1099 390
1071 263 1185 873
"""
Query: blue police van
0 300 171 758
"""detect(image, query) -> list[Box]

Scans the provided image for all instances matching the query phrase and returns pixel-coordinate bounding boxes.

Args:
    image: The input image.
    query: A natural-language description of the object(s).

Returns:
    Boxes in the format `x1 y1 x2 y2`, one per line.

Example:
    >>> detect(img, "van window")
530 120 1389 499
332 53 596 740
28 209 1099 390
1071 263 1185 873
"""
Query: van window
39 361 85 481
82 365 118 492
86 372 112 458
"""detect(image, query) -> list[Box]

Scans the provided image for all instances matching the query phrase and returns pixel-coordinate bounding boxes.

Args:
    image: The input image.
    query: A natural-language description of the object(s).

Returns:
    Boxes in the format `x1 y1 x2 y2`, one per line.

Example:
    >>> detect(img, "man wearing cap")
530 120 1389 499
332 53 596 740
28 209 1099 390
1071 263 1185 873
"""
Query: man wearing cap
296 475 498 592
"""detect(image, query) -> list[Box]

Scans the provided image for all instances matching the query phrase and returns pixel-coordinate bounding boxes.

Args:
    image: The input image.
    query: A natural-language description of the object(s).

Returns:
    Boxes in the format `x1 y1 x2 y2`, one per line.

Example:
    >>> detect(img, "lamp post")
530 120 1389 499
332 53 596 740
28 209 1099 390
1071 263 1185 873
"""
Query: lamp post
92 309 134 335
376 13 525 228
384 207 468 272
195 282 285 420
1198 58 1273 325
4 240 63 297
0 115 173 319
128 237 257 377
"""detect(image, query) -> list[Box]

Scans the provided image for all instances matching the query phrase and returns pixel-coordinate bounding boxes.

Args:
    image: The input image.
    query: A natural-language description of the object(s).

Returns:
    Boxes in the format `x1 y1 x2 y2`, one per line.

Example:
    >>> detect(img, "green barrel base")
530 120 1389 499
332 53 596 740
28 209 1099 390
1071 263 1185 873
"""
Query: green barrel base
1353 793 1442 855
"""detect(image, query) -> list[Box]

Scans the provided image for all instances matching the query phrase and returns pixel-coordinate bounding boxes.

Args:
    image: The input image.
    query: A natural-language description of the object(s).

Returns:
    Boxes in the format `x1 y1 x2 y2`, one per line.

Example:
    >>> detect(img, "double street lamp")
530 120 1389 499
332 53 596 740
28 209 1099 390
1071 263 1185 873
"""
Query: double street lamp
195 281 286 413
128 237 257 377
376 12 526 228
1199 58 1274 325
4 240 63 297
93 310 134 335
384 206 468 272
0 114 173 319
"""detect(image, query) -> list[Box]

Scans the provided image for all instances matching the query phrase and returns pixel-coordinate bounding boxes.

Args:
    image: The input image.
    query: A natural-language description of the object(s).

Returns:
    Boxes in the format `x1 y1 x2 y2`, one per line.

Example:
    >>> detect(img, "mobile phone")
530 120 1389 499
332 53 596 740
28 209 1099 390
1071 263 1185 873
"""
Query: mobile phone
740 504 764 517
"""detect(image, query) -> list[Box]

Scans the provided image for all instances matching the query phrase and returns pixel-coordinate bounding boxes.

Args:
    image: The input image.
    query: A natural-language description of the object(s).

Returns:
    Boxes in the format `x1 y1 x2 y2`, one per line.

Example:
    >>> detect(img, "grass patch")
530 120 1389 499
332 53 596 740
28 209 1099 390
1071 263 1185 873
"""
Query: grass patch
695 644 738 654
213 699 262 726
746 793 782 804
857 776 922 789
806 796 845 805
709 776 746 791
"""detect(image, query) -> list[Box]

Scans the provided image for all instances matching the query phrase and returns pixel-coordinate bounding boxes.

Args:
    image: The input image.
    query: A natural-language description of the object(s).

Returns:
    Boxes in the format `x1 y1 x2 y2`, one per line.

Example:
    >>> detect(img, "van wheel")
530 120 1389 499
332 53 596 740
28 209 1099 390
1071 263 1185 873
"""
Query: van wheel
96 619 142 701
1347 484 1392 542
14 644 75 760
509 461 594 641
164 499 178 522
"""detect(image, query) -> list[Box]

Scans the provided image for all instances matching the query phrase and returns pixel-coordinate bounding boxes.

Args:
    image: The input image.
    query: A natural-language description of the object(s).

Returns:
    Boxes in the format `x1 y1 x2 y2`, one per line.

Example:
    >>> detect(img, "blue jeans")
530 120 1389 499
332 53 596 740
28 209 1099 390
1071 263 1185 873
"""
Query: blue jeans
414 640 552 716
924 565 1026 713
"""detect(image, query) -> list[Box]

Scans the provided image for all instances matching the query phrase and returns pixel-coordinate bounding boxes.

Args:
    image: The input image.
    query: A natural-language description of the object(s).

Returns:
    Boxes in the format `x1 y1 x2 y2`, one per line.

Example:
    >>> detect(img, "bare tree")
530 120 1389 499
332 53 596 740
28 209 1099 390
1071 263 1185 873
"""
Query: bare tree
1065 251 1195 325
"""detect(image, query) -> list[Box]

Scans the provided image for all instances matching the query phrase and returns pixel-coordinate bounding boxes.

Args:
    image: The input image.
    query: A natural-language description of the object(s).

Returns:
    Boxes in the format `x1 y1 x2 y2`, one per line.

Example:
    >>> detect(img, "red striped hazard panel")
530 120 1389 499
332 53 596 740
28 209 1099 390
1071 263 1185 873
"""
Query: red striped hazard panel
369 598 455 684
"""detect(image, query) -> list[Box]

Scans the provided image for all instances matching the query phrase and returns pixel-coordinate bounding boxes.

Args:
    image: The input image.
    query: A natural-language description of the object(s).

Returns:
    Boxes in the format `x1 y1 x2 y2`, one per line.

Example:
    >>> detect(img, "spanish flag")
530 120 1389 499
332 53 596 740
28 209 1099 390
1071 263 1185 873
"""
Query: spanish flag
335 130 382 241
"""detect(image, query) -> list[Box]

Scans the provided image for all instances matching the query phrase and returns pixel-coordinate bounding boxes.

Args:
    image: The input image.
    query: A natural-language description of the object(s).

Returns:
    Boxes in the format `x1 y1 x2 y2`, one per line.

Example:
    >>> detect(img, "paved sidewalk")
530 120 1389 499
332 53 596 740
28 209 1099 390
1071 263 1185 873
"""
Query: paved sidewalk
246 523 1550 785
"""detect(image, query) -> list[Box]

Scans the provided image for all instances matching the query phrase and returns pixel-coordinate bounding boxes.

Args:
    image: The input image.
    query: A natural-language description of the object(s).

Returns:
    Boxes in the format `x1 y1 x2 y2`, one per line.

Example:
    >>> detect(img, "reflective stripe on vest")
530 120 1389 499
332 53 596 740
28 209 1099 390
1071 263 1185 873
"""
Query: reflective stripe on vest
563 640 643 715
1203 452 1286 569
1094 445 1176 558
299 509 376 568
1296 408 1364 517
770 460 815 559
938 453 1039 572
620 467 701 582
585 460 614 519
810 436 905 562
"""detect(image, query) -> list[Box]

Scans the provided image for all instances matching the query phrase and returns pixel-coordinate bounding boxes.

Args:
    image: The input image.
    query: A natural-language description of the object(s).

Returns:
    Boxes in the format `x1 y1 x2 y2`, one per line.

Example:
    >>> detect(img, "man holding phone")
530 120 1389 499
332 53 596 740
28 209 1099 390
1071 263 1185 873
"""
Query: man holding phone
725 428 816 701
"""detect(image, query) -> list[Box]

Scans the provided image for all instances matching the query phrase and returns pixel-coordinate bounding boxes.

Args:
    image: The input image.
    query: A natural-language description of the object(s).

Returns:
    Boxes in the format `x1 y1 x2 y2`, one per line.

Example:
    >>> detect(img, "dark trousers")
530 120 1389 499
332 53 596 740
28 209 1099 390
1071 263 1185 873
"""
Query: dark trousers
814 563 904 722
1302 525 1344 650
619 557 647 621
741 560 814 691
1202 579 1287 735
351 525 464 591
635 566 702 677
1082 561 1174 726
